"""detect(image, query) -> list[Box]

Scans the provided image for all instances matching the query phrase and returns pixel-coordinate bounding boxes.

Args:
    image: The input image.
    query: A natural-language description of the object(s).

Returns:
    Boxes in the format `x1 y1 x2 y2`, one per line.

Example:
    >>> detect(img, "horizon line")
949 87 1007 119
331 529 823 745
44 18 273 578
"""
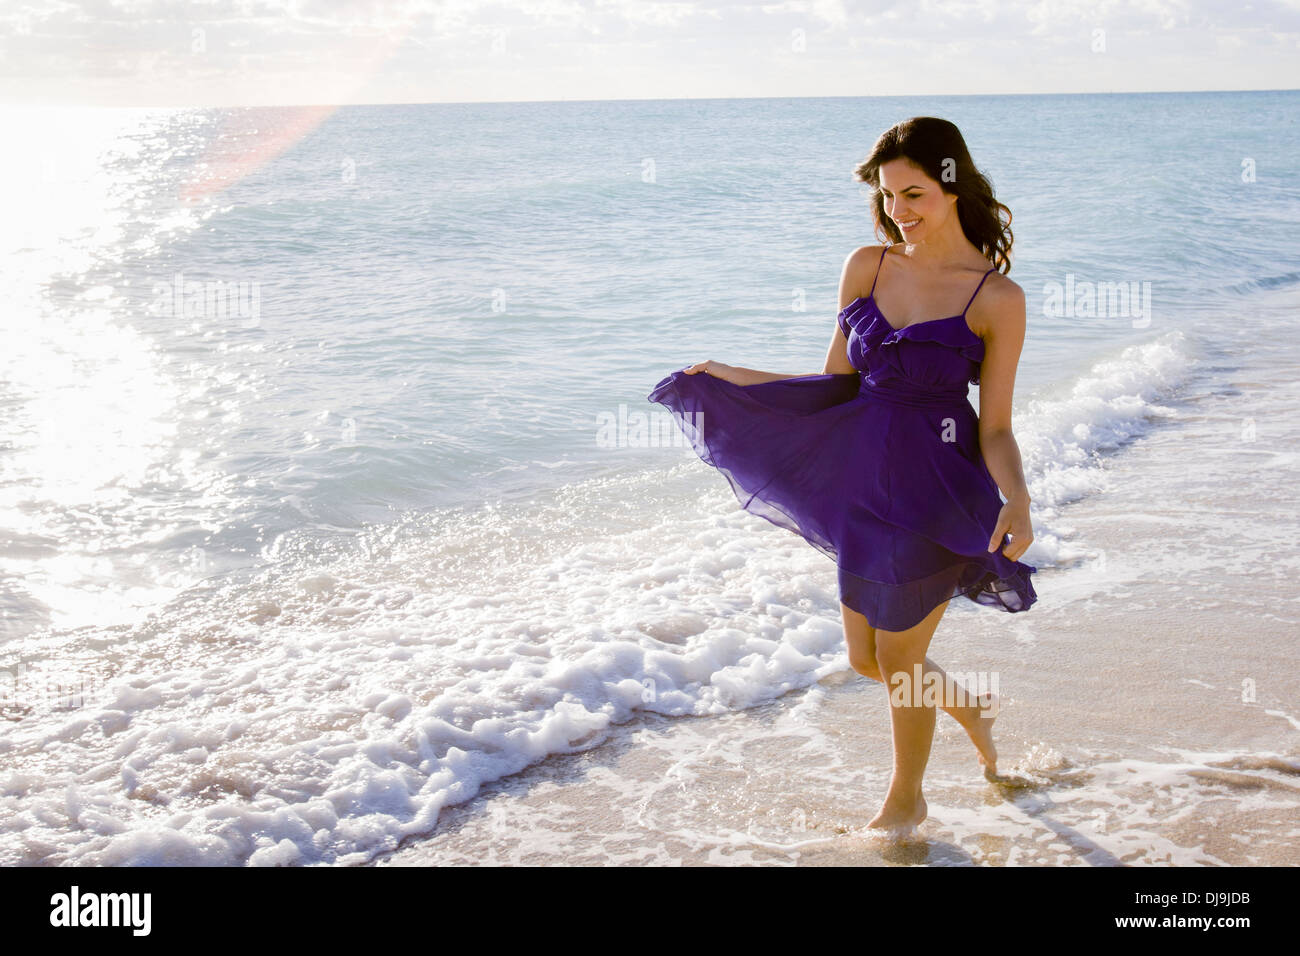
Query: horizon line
3 86 1297 111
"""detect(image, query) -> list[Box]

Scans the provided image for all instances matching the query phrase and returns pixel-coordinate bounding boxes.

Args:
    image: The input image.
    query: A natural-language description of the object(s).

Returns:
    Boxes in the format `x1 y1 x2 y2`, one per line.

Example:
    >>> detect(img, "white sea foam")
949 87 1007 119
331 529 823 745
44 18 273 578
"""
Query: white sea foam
0 465 854 864
997 329 1197 569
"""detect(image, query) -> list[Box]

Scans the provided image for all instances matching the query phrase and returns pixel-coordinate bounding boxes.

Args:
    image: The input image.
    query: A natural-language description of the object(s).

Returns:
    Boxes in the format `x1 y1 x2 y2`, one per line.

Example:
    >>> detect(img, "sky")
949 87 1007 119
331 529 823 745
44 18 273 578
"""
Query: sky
1 0 1298 107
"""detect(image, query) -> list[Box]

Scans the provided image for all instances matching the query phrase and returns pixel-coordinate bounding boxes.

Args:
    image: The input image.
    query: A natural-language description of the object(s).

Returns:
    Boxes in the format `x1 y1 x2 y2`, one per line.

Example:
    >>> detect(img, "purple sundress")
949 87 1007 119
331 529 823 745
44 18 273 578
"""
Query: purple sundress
646 244 1038 632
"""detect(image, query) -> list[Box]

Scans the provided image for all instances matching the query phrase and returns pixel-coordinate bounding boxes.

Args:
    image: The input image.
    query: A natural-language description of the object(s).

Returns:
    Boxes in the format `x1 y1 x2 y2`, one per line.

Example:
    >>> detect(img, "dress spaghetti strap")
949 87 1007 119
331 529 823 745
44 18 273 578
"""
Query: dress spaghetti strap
961 266 998 318
868 245 889 297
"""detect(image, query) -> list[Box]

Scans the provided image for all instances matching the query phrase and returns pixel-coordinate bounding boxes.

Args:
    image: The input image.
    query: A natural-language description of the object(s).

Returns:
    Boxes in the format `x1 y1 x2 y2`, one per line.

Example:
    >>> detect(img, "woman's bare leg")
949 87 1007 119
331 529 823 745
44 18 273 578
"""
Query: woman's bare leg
840 600 998 831
840 602 998 773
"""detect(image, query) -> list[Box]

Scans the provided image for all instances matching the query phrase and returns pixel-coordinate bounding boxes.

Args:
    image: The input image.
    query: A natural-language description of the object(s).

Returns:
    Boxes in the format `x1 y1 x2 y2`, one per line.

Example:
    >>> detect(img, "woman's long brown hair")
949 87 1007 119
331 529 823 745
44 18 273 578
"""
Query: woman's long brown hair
854 116 1014 273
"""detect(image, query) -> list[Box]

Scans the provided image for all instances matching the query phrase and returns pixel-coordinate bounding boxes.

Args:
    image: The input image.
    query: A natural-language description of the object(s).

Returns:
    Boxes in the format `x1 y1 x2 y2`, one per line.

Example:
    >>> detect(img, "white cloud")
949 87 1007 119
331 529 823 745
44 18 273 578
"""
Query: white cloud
0 0 1294 105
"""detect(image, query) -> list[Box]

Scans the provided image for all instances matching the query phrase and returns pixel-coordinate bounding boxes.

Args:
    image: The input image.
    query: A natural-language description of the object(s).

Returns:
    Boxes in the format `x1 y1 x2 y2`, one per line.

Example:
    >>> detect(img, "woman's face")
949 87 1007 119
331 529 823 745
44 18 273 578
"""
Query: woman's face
877 158 957 242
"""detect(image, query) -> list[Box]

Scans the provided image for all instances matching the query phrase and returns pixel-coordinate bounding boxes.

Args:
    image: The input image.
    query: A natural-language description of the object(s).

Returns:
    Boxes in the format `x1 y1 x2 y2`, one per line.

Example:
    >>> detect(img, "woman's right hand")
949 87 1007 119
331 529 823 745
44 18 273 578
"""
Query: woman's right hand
682 360 735 382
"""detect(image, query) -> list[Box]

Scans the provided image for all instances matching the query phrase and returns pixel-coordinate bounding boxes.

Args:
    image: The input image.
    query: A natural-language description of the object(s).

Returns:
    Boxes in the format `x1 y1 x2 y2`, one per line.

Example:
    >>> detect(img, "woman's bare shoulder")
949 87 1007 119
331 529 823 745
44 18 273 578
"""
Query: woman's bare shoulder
840 244 889 302
968 270 1025 339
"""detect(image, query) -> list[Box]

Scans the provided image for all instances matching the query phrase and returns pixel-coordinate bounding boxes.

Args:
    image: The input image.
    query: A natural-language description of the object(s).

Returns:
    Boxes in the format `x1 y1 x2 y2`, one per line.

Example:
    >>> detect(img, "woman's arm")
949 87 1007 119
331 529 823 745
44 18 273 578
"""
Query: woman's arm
981 431 1031 506
680 360 805 384
974 281 1034 561
823 246 877 375
686 363 814 385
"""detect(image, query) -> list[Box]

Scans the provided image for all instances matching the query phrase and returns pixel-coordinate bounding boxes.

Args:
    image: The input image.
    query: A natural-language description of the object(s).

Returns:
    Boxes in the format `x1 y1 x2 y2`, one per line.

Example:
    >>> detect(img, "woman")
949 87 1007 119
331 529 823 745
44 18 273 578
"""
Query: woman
646 116 1038 834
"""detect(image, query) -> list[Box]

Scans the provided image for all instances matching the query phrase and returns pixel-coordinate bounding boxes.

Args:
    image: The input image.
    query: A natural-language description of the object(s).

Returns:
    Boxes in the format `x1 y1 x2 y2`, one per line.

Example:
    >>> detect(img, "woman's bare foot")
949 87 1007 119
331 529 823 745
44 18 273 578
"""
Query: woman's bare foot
866 791 927 834
961 691 999 779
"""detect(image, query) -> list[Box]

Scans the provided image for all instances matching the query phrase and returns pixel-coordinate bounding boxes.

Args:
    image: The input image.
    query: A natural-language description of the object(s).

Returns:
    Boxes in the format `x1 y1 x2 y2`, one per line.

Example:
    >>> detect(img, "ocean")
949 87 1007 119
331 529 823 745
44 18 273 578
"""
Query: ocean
1 92 1297 866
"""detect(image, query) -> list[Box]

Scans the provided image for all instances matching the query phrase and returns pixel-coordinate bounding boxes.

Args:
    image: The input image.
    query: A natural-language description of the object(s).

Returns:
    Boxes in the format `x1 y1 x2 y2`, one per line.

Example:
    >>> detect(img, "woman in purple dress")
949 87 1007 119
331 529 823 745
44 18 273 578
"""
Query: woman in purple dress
647 117 1038 834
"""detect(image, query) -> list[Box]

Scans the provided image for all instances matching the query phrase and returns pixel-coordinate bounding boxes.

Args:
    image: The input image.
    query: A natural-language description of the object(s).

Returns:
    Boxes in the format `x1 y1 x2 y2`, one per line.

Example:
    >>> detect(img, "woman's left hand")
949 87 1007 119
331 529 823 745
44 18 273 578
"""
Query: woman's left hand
988 499 1034 561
